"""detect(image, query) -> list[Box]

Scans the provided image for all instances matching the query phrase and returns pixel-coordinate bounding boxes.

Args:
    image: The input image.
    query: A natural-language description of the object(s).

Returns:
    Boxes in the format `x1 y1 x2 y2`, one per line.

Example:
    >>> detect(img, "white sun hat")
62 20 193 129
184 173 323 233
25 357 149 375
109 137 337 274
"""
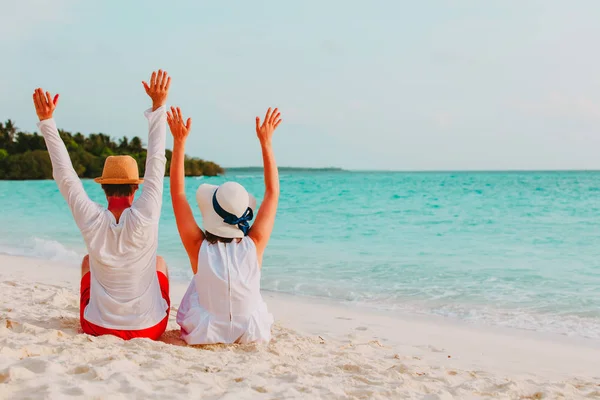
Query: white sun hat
196 182 257 239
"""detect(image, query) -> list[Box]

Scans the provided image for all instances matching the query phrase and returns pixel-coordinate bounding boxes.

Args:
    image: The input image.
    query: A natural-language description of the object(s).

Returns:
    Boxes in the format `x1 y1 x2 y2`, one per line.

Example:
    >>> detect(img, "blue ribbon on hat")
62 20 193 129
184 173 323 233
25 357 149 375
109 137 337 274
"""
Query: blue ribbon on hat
212 189 254 236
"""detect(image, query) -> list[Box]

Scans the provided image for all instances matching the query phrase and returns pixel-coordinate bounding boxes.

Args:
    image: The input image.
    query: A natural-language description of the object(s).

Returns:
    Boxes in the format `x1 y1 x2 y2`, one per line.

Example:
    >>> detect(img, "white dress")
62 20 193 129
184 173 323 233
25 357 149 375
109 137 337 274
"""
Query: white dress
176 237 274 344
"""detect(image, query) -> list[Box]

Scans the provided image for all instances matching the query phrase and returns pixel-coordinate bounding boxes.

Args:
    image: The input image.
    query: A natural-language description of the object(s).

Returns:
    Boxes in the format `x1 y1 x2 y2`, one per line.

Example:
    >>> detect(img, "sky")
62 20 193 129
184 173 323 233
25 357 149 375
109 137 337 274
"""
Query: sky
2 0 600 170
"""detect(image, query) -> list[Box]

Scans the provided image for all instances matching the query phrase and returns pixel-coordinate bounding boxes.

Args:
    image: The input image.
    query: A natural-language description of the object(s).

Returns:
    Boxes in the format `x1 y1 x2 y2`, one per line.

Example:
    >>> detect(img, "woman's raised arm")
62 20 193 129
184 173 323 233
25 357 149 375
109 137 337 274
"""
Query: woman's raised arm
249 108 282 264
167 107 204 274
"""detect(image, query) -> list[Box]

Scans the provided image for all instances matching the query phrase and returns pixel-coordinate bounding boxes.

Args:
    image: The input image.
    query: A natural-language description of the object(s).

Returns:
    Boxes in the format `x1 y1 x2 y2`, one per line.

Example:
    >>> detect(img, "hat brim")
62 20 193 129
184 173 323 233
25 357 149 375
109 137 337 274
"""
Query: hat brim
196 184 257 239
94 178 144 184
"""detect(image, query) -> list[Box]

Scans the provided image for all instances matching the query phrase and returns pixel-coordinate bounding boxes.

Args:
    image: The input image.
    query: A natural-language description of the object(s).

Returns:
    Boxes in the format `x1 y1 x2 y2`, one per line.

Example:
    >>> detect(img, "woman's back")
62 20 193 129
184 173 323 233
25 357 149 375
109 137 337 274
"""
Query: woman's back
196 238 262 318
176 237 273 344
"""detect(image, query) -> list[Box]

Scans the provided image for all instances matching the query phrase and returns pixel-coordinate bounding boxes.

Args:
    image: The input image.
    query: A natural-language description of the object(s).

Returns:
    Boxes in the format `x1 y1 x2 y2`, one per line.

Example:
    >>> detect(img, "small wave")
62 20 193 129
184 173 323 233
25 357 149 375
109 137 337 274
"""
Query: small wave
0 237 83 265
350 298 600 340
427 303 600 340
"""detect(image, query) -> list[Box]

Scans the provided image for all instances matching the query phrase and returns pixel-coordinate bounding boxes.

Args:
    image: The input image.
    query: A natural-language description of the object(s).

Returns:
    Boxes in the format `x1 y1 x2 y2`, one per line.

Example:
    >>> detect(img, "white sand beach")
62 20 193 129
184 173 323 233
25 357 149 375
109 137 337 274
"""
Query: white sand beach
0 254 599 399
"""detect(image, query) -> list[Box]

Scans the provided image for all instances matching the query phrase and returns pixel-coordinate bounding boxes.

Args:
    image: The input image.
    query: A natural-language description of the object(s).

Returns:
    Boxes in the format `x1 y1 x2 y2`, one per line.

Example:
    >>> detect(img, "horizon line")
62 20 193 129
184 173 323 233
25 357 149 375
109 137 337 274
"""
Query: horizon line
223 166 600 173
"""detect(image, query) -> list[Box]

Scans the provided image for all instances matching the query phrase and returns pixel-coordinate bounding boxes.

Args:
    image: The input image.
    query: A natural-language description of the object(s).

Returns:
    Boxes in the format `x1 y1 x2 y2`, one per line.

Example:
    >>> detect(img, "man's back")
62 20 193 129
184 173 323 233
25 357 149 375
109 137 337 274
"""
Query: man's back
81 206 167 329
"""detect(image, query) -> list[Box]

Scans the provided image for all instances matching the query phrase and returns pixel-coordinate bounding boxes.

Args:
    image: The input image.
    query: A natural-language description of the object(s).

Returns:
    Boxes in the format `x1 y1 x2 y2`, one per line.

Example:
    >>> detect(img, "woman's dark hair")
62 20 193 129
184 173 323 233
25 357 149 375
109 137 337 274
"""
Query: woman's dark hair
102 184 139 197
204 231 235 244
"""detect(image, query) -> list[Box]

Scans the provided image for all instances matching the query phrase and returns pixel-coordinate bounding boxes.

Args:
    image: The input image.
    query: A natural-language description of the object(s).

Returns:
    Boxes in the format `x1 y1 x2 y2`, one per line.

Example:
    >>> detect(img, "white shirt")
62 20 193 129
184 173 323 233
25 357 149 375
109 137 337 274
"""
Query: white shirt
176 237 273 344
38 107 169 330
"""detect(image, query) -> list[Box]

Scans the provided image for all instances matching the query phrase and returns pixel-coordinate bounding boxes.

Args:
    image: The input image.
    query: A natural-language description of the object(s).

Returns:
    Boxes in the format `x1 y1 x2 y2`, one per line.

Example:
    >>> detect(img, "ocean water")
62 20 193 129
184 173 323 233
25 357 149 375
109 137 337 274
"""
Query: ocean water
1 171 600 339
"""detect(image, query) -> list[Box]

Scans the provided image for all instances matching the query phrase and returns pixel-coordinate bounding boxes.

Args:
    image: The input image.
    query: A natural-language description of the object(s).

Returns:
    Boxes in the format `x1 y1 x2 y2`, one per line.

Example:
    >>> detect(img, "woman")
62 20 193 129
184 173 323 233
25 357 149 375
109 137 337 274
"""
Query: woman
167 106 282 344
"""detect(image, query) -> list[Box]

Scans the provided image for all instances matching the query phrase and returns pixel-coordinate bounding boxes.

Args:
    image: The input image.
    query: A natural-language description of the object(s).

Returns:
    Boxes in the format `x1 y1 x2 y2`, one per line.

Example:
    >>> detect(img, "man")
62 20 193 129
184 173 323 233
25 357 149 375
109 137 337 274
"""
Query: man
33 70 172 340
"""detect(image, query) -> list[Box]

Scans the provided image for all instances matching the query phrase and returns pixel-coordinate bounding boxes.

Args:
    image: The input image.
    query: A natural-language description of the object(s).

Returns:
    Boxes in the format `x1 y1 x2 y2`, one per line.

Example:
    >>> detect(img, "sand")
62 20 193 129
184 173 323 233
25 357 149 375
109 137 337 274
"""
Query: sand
0 254 599 399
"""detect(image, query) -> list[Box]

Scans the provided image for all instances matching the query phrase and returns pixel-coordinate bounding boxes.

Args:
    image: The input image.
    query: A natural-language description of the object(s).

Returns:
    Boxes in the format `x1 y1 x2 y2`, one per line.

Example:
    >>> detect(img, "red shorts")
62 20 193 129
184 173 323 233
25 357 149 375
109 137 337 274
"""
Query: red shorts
80 271 170 340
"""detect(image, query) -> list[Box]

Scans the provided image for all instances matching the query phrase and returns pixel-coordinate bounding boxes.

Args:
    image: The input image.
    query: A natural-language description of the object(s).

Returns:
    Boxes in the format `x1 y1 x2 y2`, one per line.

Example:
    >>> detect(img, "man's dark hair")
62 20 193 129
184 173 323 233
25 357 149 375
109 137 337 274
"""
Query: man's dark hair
101 184 139 197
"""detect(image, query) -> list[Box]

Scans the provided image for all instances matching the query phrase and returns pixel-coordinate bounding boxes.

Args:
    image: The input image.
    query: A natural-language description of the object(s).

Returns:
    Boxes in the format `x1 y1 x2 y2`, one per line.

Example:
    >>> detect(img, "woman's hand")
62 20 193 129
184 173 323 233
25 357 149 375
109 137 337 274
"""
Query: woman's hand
33 88 59 121
167 106 192 144
256 107 282 146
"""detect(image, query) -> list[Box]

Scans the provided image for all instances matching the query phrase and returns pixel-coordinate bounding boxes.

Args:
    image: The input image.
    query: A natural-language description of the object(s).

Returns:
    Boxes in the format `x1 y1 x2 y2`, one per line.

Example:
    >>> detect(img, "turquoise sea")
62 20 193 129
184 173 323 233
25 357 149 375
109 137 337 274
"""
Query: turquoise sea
1 171 599 339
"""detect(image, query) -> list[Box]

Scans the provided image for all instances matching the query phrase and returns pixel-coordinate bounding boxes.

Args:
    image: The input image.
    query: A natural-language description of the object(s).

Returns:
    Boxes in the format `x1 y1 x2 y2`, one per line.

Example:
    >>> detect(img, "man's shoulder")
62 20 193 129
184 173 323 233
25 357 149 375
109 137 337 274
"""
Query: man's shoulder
79 205 111 233
122 207 160 229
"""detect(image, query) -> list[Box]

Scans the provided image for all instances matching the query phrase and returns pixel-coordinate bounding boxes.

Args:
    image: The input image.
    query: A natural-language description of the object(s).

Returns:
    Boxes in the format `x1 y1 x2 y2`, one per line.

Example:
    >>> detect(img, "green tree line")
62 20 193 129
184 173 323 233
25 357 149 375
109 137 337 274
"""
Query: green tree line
0 119 223 180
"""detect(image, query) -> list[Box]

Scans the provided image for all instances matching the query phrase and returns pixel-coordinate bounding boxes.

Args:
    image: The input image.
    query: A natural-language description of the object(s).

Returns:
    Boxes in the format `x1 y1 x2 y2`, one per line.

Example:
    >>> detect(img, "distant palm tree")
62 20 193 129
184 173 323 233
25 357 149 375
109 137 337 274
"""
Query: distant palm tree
4 120 17 142
74 132 85 145
129 136 143 153
0 119 17 151
118 136 129 151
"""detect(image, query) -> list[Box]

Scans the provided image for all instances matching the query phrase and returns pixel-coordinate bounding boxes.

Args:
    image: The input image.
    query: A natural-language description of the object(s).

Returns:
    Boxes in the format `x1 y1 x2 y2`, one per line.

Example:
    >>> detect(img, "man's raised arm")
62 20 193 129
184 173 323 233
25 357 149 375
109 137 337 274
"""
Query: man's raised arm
131 70 171 224
33 88 102 232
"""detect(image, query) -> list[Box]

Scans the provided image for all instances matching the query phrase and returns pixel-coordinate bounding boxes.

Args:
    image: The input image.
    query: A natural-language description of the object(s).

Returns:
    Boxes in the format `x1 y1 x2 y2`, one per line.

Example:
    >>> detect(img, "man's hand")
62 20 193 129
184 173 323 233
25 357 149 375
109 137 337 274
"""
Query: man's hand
142 70 171 111
256 107 282 146
167 106 192 144
33 88 59 121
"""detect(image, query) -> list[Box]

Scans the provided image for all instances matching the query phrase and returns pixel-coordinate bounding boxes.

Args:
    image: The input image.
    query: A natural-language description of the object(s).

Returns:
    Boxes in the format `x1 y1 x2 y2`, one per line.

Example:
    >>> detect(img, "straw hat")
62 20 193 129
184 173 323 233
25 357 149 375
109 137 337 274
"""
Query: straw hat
94 156 144 184
197 182 257 238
